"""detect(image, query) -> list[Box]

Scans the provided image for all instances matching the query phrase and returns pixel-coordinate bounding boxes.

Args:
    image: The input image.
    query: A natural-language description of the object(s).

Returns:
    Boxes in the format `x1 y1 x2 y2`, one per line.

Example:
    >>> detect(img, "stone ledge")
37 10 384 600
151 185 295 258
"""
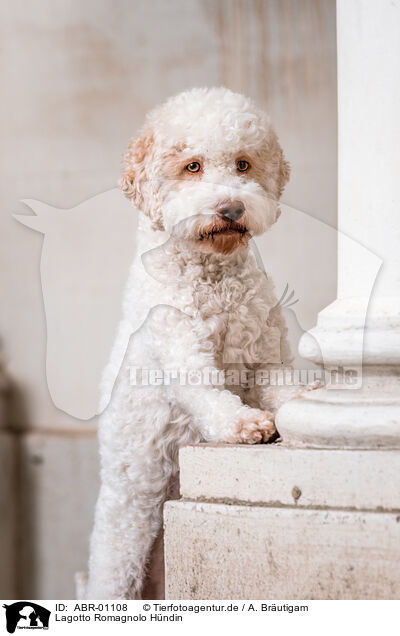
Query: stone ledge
179 444 400 511
164 499 400 599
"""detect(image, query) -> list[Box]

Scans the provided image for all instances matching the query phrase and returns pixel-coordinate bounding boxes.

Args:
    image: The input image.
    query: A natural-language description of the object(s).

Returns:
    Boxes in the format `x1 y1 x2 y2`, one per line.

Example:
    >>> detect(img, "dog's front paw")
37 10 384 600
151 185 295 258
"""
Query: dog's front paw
228 408 277 444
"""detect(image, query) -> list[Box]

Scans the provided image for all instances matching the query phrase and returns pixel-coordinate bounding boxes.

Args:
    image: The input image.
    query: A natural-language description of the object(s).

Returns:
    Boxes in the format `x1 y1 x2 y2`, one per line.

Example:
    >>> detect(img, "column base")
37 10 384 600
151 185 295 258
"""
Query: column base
276 373 400 449
278 295 400 449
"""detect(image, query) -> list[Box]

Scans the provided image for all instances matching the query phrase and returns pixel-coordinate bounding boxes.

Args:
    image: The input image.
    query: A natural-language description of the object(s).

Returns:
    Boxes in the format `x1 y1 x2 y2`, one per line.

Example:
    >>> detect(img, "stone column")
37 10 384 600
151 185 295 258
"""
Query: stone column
277 0 400 448
164 0 400 599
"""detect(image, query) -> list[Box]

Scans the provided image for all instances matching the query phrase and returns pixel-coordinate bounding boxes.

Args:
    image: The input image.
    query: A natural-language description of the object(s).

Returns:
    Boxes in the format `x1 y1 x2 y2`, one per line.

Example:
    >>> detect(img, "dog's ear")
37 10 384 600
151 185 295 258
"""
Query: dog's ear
119 130 154 209
276 148 291 199
268 130 290 200
264 131 290 222
119 130 165 230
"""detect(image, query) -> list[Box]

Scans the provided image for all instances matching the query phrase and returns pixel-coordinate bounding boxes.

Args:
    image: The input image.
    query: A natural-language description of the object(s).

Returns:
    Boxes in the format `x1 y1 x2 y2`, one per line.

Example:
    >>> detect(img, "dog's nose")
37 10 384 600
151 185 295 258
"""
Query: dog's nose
216 200 245 221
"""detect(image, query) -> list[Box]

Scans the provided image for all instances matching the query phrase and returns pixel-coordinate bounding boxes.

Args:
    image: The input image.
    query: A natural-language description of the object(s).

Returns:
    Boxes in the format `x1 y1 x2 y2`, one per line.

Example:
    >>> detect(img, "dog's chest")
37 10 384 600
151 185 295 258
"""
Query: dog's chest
139 246 279 365
189 272 272 364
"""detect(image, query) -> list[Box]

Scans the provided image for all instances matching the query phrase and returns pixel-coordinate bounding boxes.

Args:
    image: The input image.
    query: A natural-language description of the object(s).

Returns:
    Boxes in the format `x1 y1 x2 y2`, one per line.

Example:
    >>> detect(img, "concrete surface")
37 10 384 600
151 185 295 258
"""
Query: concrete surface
164 499 400 599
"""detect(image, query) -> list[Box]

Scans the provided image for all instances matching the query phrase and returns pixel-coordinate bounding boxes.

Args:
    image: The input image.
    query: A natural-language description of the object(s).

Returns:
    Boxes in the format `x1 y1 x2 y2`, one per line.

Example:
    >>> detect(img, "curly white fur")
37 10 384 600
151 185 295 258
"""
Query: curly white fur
84 87 306 599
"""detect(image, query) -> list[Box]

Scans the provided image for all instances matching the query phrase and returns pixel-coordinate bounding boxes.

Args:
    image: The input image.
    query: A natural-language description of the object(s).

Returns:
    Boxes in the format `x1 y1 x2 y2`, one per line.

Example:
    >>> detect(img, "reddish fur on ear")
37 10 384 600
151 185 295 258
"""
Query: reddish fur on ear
119 131 154 208
259 130 290 204
277 148 291 198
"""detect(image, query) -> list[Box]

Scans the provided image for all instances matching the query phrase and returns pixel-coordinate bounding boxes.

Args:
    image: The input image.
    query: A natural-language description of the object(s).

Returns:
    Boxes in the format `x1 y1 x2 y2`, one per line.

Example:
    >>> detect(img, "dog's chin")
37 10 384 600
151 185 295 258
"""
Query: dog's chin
195 220 250 255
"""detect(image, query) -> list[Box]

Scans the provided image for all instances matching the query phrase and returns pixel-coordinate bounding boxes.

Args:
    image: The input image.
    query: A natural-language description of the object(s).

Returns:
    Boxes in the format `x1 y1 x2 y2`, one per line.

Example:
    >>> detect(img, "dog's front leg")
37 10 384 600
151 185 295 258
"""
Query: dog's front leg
142 304 277 445
174 380 277 444
146 304 278 445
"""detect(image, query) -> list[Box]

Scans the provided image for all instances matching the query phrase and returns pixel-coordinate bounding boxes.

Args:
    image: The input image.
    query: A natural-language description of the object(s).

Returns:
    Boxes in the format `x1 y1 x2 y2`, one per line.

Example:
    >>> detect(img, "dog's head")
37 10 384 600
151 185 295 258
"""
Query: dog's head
120 87 290 255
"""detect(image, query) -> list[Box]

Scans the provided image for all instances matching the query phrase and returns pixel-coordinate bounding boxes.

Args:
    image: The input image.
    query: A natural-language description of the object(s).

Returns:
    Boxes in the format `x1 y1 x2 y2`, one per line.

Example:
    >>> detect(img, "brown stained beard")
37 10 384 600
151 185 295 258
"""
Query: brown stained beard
196 218 250 255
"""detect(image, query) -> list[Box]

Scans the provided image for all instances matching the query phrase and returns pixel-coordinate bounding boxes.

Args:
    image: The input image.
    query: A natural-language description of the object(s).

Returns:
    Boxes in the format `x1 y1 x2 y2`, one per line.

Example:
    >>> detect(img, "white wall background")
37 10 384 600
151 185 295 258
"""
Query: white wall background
0 0 337 598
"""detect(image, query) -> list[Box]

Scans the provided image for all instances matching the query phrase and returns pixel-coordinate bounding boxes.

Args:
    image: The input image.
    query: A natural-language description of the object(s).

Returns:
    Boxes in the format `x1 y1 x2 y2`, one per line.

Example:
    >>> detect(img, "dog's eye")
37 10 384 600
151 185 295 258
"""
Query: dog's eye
237 160 250 172
185 161 201 173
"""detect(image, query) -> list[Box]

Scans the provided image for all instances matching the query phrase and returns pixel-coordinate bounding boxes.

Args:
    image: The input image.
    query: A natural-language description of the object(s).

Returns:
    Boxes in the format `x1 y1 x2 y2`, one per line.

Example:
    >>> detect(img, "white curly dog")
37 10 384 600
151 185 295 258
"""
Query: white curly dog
83 87 310 599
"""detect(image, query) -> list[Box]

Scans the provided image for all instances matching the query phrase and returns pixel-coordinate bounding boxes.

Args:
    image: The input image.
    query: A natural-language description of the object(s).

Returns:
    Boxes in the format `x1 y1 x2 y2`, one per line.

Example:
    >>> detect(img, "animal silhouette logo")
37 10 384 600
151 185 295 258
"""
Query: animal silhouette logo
2 602 50 633
14 190 382 419
14 189 136 420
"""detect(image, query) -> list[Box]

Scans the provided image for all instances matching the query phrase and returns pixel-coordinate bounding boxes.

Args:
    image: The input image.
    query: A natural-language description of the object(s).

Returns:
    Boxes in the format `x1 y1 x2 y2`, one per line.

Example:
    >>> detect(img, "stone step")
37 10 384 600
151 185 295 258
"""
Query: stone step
179 444 400 511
